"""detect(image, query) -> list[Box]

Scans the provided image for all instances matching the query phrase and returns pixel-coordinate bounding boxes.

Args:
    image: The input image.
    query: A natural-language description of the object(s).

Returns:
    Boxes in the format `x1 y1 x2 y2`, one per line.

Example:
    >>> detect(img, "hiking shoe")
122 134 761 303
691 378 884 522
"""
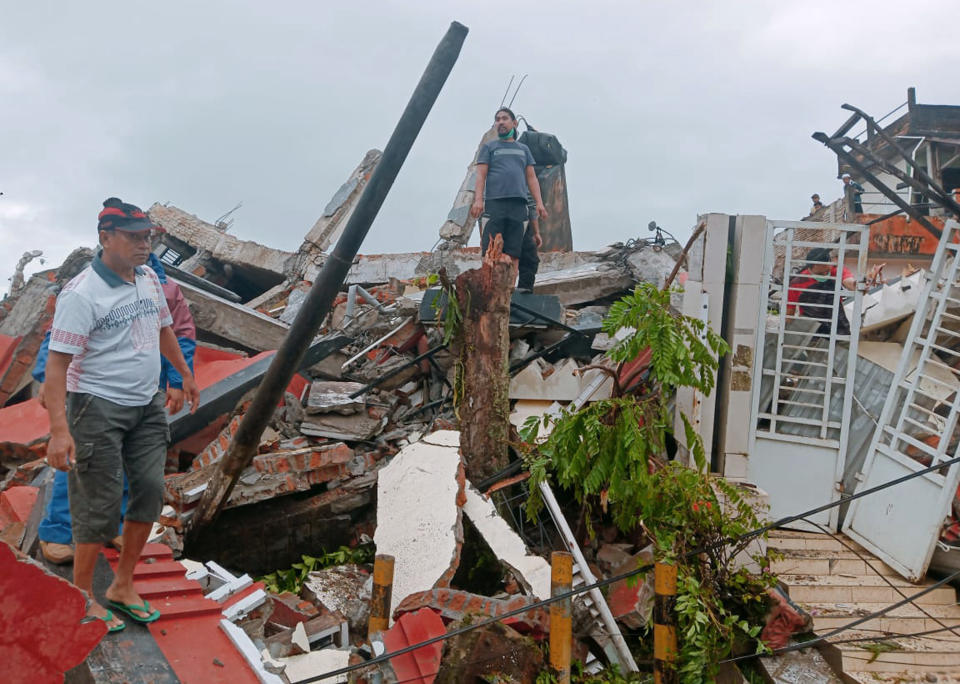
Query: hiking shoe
40 541 74 565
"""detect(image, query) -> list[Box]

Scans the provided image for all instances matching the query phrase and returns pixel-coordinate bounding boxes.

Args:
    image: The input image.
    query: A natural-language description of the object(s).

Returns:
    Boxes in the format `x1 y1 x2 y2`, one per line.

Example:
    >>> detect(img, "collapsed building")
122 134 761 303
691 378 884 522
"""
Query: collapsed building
4 83 960 683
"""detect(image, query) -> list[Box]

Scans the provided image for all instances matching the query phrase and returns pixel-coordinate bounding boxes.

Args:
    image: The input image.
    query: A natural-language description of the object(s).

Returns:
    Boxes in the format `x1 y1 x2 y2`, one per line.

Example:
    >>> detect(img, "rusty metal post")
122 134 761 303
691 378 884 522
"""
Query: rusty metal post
189 21 469 529
368 554 395 639
549 551 573 684
654 561 678 684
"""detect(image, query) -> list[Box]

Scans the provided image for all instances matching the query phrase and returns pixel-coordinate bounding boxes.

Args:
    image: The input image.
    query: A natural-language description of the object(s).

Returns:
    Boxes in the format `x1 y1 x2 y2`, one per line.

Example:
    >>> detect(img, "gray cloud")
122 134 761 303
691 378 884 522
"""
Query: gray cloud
3 0 960 294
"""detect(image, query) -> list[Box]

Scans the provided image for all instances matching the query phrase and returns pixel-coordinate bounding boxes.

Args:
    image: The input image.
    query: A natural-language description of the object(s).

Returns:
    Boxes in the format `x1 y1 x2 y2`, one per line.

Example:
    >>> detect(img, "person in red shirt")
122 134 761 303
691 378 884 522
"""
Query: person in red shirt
786 247 856 317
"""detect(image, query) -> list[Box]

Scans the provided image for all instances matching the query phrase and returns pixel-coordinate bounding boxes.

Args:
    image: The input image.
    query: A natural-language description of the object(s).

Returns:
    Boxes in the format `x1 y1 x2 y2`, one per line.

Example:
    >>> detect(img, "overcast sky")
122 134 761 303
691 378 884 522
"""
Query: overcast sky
3 1 960 295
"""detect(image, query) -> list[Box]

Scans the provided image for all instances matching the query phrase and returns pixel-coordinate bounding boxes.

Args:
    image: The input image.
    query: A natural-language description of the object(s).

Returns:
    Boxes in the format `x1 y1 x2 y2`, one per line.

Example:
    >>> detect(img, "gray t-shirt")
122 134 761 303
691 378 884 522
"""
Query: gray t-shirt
49 254 173 406
477 139 536 200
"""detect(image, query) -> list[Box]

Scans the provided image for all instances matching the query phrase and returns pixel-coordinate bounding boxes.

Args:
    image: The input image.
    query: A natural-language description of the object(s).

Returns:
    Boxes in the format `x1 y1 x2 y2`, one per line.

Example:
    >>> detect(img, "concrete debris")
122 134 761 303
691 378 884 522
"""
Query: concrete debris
509 356 613 402
462 482 552 600
305 381 367 415
372 430 465 620
301 564 372 637
300 408 386 441
0 167 693 681
272 647 351 683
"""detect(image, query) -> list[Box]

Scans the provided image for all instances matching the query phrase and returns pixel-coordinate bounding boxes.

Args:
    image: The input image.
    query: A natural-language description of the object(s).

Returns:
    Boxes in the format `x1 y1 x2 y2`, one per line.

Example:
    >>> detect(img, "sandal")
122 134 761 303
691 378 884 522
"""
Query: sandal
82 609 126 633
108 599 161 624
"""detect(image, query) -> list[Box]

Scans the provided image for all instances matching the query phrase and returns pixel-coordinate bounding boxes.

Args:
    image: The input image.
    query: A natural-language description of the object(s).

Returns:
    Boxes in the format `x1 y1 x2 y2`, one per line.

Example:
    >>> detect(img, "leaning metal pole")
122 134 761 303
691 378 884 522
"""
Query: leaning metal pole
190 21 470 529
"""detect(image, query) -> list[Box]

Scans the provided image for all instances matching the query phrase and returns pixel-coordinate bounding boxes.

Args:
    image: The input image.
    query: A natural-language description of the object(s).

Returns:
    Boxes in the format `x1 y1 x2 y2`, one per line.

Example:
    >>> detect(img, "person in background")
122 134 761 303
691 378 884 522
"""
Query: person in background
35 247 195 565
809 194 824 215
842 173 864 213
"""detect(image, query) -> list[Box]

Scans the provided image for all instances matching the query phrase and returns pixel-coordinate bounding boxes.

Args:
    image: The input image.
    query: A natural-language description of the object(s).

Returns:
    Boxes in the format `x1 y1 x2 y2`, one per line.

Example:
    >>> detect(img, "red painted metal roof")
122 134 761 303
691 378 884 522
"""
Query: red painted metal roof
0 540 106 683
102 543 262 684
380 608 446 684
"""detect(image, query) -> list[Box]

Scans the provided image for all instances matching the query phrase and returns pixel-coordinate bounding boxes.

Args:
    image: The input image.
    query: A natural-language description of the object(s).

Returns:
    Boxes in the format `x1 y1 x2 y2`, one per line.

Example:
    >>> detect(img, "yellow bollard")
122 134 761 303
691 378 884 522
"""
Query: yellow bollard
654 561 678 684
368 554 395 639
550 551 573 684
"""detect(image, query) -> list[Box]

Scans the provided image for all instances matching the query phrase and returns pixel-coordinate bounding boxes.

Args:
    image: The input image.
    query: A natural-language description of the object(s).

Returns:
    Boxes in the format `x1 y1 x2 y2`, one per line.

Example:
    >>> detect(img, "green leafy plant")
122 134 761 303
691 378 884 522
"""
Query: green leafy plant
522 283 729 530
520 283 775 682
258 544 374 594
535 663 649 683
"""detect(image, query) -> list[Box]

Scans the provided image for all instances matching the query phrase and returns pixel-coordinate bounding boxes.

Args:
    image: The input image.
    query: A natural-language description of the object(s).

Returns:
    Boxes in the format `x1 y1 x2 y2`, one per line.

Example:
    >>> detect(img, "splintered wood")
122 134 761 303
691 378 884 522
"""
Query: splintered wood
456 234 514 484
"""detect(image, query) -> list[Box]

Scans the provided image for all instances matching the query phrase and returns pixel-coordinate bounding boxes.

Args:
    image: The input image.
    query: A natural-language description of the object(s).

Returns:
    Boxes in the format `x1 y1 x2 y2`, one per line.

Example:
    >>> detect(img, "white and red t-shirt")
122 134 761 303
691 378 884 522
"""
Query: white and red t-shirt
49 254 172 406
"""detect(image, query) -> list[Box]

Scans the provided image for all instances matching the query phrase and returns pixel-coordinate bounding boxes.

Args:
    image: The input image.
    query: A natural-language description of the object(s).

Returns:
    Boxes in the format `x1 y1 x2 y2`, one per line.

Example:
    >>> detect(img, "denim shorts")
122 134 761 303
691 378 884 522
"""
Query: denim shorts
66 391 169 543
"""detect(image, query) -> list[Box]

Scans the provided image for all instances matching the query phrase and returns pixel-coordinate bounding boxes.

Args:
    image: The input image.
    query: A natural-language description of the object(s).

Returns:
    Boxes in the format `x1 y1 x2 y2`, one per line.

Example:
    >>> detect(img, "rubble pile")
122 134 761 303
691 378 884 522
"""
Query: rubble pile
0 187 689 680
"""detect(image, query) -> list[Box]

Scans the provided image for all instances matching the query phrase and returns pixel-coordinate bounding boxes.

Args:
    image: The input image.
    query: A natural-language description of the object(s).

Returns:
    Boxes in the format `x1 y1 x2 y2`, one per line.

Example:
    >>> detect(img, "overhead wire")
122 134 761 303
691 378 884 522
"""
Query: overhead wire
298 452 960 682
799 516 960 641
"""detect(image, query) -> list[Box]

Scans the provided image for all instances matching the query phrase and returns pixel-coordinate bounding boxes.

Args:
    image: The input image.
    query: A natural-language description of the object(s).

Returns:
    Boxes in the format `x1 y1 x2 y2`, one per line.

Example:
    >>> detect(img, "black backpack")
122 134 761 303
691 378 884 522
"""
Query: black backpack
518 124 567 167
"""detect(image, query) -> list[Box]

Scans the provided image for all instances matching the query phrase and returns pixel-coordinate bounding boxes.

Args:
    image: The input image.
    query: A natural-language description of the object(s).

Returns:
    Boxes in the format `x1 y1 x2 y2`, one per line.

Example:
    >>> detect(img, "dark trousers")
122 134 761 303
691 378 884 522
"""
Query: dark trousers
517 225 540 291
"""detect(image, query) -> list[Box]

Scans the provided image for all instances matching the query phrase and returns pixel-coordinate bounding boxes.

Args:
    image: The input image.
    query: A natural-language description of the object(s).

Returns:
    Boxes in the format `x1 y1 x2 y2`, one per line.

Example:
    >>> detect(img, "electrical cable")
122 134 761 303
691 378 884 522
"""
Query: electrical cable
299 453 960 682
718 567 960 665
799 516 960 641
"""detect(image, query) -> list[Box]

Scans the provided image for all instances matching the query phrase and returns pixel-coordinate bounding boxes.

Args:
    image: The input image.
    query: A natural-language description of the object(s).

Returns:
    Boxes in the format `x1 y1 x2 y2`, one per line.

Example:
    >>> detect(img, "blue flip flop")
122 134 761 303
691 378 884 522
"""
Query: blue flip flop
107 599 161 624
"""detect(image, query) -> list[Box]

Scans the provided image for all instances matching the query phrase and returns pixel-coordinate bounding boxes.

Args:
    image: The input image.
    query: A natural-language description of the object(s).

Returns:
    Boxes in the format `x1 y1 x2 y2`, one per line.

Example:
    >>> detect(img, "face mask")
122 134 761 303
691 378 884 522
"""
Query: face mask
812 275 829 283
497 127 515 140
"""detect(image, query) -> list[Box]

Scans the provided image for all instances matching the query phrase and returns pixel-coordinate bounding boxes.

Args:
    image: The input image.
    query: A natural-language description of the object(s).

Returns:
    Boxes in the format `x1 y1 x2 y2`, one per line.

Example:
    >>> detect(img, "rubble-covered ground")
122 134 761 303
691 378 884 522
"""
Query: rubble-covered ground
0 193 704 682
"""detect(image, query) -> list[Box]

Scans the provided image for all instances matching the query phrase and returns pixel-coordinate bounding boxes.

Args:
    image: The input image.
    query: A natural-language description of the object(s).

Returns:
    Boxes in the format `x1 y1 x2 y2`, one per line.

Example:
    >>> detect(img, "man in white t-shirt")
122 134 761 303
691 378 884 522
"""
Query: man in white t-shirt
45 197 198 632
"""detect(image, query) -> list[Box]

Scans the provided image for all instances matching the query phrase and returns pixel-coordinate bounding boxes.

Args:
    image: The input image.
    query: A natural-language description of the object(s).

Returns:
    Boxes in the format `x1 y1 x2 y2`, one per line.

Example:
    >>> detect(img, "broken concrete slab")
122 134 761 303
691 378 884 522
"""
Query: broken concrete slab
462 483 551 600
173 277 290 352
848 270 925 334
149 203 296 280
301 564 372 637
509 399 559 436
532 260 635 306
299 149 383 276
373 430 464 620
300 409 386 441
0 248 93 406
305 381 367 415
273 646 351 683
509 357 613 402
624 244 680 289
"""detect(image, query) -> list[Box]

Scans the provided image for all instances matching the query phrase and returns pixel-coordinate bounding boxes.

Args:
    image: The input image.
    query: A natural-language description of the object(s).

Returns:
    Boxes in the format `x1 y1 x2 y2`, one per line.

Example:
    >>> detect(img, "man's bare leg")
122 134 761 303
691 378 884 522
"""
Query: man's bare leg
104 520 153 617
74 541 124 629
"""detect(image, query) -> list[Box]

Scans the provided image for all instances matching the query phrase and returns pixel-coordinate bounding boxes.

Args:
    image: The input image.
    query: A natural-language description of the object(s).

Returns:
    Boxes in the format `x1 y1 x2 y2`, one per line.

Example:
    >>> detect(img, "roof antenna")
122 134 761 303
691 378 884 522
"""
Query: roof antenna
507 74 528 108
214 202 243 231
499 75 515 108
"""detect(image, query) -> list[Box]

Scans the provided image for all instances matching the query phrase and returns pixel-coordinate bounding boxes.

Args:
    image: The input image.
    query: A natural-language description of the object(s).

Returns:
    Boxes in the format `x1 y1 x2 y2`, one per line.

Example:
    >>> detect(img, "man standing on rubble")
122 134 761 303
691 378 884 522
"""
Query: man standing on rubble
470 107 547 280
44 198 198 632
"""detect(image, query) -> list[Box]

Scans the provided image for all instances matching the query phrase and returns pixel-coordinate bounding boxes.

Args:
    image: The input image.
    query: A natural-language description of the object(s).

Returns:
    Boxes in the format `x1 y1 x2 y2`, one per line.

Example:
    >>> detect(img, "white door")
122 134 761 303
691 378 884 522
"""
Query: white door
843 220 960 581
748 221 867 531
